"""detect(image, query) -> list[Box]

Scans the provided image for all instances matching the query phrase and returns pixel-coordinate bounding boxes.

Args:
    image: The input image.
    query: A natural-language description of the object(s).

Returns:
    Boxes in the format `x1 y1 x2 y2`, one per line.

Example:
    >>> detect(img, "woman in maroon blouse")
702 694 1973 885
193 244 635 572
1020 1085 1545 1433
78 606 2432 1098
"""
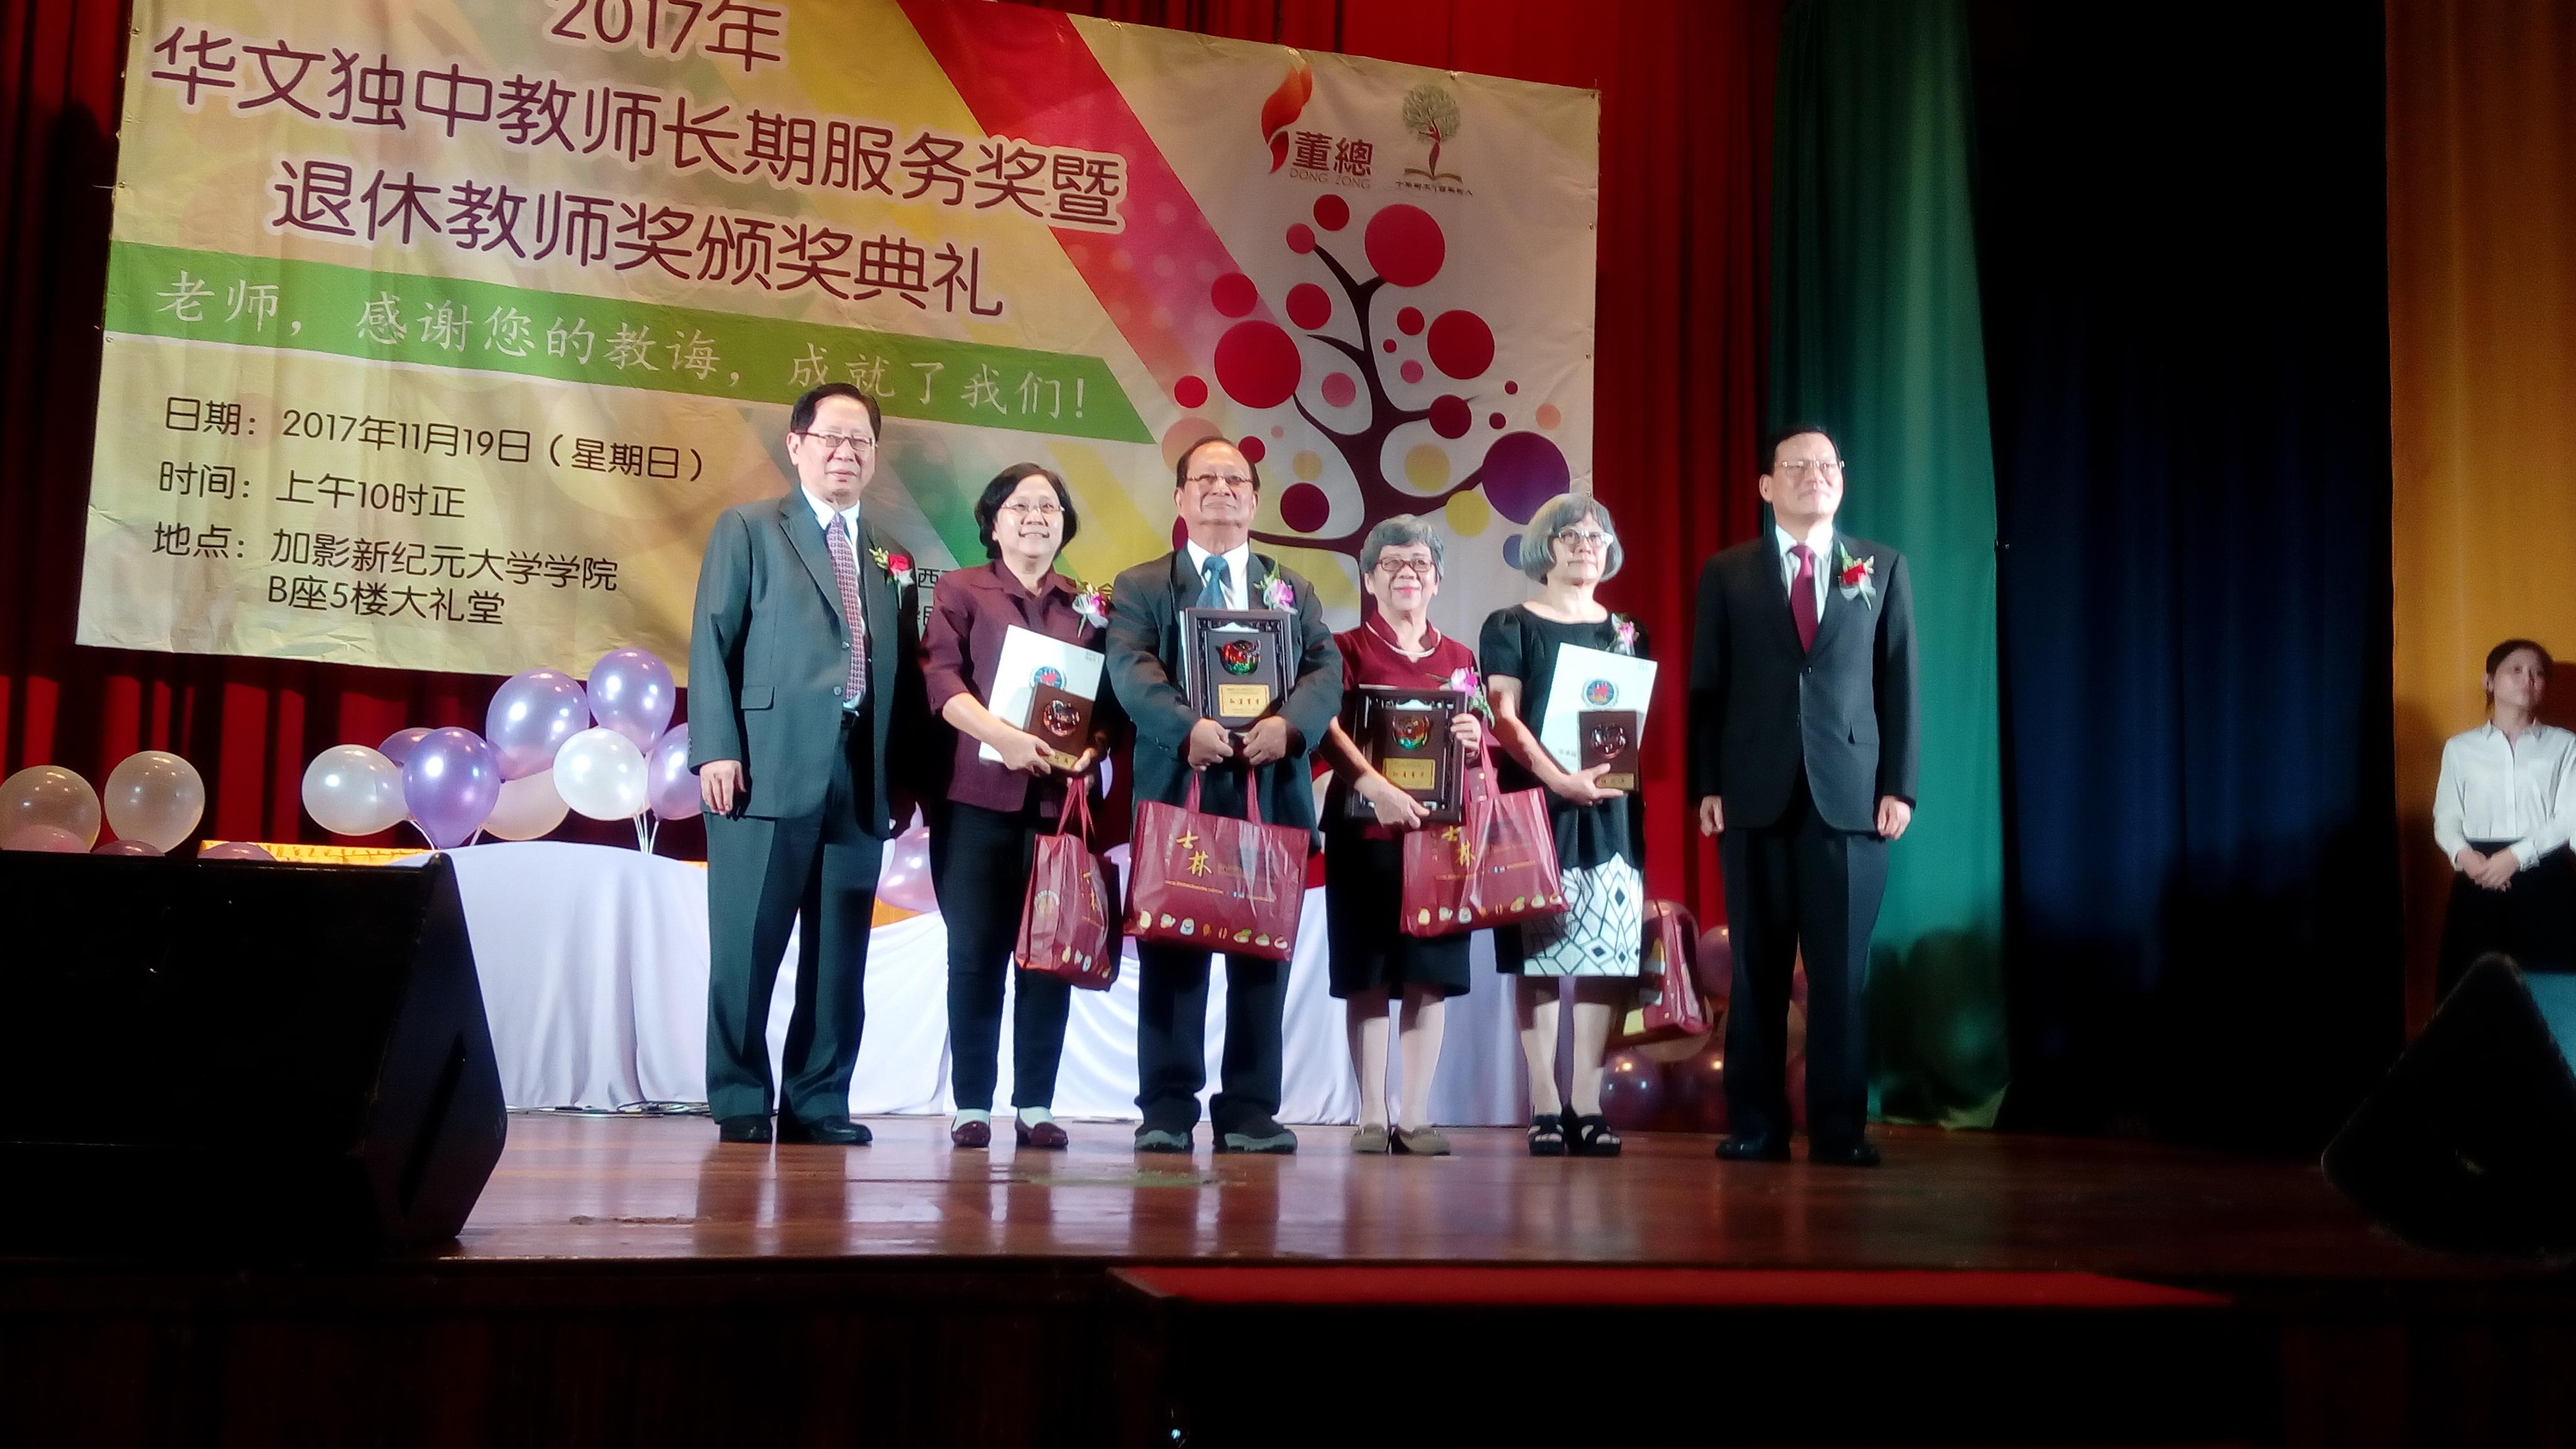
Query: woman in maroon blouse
1321 515 1484 1155
923 464 1120 1151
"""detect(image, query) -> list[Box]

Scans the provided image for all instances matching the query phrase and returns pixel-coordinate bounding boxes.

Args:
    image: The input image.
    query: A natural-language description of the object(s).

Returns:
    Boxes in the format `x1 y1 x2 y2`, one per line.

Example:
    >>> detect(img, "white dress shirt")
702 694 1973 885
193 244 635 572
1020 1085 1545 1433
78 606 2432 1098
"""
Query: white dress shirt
2433 721 2576 870
1774 519 1835 618
1185 538 1253 609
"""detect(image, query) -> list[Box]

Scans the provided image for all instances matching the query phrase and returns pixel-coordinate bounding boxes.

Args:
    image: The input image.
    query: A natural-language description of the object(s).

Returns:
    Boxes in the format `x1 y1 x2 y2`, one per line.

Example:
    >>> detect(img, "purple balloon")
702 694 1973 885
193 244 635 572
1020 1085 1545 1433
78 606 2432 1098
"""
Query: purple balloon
92 838 164 856
647 723 701 821
402 726 502 850
1600 1052 1668 1132
380 726 433 765
588 649 675 752
876 823 936 912
486 669 590 781
197 841 275 862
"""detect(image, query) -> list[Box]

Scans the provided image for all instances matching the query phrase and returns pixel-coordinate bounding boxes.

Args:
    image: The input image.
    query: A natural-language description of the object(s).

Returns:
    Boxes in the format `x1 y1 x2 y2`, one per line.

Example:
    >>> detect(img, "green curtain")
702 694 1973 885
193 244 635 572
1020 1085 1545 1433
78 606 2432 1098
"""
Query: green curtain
1770 0 2007 1126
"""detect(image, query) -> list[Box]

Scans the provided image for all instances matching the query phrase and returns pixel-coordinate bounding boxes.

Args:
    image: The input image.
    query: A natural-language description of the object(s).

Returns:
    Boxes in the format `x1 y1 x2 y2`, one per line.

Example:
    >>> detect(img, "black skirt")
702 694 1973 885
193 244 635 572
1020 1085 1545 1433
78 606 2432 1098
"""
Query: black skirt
1321 824 1472 999
2437 841 2576 1000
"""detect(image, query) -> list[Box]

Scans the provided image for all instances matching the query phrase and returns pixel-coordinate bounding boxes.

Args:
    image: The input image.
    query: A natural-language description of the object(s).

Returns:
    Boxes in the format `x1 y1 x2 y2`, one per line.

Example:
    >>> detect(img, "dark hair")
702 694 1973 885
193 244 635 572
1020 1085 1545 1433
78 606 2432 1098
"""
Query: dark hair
2487 638 2553 684
974 464 1079 559
788 382 882 440
1763 421 1838 472
1172 435 1262 493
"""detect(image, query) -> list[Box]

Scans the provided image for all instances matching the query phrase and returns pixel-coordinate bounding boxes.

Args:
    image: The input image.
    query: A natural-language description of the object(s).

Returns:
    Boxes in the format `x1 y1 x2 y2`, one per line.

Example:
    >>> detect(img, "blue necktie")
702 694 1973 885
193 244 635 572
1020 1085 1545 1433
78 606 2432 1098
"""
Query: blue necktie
1198 555 1230 610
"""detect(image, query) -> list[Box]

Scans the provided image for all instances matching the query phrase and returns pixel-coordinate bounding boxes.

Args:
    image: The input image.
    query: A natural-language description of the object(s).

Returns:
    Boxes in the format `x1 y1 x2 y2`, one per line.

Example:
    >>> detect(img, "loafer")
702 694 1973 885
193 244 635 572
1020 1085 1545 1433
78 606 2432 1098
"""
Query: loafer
951 1118 992 1149
716 1114 772 1145
1350 1123 1392 1154
1014 1118 1070 1150
1391 1124 1451 1156
778 1114 872 1146
1716 1135 1791 1162
1809 1140 1882 1168
1135 1125 1194 1153
1216 1117 1298 1154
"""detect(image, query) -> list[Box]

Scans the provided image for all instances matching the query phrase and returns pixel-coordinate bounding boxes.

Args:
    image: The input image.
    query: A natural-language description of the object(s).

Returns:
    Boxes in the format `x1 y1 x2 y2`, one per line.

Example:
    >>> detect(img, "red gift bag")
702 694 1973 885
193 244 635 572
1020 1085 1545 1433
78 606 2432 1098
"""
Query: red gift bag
1611 900 1713 1048
1125 767 1307 960
1015 780 1123 989
1400 758 1568 938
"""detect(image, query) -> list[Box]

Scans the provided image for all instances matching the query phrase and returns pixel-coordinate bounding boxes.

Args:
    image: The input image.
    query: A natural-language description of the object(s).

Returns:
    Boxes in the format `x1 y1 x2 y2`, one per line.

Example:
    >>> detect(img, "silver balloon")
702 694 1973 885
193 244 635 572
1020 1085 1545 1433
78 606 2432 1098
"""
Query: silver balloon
553 727 648 821
301 745 408 837
0 765 101 848
101 750 205 853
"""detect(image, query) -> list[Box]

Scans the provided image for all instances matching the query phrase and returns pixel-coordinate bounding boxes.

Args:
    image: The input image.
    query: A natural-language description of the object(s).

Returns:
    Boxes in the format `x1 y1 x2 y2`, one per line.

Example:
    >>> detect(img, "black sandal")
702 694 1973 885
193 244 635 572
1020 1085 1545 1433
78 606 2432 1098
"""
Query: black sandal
1526 1111 1567 1157
1567 1113 1623 1157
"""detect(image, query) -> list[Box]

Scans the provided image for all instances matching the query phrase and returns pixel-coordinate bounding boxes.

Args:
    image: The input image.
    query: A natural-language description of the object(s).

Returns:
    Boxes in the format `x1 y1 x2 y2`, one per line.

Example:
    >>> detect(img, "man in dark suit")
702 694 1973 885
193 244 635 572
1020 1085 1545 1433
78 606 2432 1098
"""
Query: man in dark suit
1106 437 1341 1153
1690 424 1918 1167
688 383 923 1146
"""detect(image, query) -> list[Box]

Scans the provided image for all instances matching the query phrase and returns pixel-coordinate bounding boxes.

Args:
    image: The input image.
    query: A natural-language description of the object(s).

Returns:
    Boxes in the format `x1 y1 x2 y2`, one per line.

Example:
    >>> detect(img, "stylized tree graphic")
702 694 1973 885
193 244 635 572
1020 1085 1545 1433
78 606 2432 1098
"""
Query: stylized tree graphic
1401 84 1463 182
1179 196 1571 575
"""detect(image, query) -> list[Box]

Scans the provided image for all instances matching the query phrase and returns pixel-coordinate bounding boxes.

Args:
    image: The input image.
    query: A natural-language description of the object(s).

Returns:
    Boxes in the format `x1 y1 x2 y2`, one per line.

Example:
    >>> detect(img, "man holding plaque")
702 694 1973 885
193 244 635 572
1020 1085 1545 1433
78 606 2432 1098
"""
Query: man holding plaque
1106 438 1341 1153
1690 424 1918 1168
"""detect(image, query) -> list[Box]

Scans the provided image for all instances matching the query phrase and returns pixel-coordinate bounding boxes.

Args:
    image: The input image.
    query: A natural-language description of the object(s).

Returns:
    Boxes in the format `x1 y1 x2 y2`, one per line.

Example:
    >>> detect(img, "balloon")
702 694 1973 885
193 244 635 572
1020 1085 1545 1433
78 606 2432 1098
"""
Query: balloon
647 723 700 821
875 819 936 912
1788 1053 1809 1136
1785 1001 1807 1058
1667 1040 1728 1134
0 765 101 848
198 840 275 861
1600 1052 1667 1132
483 769 570 841
552 727 647 821
3 824 88 853
486 669 590 781
92 838 163 856
379 726 433 765
101 750 205 853
587 648 675 752
1694 924 1733 1002
403 728 502 849
1638 1028 1712 1064
1790 951 1809 1006
303 746 408 836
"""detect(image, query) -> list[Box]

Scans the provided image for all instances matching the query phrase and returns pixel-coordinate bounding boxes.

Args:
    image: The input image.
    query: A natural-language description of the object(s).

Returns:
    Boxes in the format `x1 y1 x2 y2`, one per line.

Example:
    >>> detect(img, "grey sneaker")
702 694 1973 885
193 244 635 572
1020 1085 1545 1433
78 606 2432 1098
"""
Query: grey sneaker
1134 1125 1194 1153
1391 1124 1452 1156
1216 1117 1299 1154
1350 1123 1391 1154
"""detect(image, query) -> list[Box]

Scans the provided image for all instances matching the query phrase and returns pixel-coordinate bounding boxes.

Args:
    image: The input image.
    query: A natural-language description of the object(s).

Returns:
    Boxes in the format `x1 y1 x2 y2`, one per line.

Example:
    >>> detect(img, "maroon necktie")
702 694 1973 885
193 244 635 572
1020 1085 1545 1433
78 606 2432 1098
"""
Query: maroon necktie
824 515 869 708
1789 543 1819 651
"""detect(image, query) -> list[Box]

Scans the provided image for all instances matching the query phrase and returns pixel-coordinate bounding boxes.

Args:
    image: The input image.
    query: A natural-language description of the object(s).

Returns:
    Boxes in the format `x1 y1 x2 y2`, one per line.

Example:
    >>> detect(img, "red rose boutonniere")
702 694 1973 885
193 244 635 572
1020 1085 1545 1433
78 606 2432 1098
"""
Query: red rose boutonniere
1835 545 1876 608
869 545 914 585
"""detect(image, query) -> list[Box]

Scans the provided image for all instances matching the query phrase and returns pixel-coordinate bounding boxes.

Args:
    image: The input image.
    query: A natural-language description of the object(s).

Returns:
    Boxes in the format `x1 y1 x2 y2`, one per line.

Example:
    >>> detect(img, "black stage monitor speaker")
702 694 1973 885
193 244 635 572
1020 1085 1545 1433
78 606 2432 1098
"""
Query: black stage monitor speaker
2325 953 2576 1257
0 852 505 1254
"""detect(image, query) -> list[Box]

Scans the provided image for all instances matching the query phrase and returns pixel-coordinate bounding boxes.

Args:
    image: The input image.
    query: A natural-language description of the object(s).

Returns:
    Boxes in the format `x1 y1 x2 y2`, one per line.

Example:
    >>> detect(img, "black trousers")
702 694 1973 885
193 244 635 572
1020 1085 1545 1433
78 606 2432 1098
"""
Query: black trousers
927 798 1073 1112
1718 772 1888 1150
702 713 883 1124
2437 840 2576 1000
1134 942 1289 1135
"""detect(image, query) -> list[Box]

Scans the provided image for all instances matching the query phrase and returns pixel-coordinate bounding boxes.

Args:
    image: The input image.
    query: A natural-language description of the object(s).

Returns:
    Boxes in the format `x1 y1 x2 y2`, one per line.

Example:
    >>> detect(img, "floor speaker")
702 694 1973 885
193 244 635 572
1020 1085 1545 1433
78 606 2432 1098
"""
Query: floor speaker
2324 953 2576 1257
0 852 505 1254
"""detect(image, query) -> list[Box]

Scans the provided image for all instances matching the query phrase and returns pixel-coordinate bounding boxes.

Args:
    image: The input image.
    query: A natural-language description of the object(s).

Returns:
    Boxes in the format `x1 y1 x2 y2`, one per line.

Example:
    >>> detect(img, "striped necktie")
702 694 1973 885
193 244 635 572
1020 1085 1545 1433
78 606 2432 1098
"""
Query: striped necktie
824 514 869 709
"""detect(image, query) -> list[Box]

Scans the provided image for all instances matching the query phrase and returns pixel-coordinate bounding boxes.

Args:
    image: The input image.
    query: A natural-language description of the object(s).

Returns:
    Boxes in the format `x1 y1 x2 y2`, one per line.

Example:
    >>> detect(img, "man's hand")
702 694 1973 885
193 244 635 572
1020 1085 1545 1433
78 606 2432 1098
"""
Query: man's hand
1358 774 1429 830
2473 847 2523 891
1549 762 1619 806
993 729 1052 775
1186 718 1237 769
1452 713 1484 758
1070 747 1101 777
1877 796 1913 841
700 759 747 817
1697 796 1724 836
2455 847 2490 876
1240 716 1295 767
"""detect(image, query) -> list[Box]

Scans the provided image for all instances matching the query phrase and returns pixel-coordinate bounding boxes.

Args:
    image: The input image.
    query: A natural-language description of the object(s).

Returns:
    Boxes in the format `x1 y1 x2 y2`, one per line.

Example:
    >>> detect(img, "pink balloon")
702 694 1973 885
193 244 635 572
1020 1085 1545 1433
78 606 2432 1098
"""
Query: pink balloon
1600 1052 1667 1132
875 826 936 913
380 726 433 765
1694 924 1733 1003
3 824 89 853
92 838 164 856
199 841 275 861
647 723 700 821
1666 1041 1728 1134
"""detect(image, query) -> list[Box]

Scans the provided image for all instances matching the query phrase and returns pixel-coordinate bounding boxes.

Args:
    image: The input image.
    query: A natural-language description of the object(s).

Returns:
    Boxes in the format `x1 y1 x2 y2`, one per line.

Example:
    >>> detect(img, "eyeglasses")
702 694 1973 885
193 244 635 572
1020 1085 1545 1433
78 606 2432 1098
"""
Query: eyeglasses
798 430 877 457
1552 528 1616 551
1773 458 1845 479
1184 472 1253 489
999 501 1062 519
1375 557 1437 579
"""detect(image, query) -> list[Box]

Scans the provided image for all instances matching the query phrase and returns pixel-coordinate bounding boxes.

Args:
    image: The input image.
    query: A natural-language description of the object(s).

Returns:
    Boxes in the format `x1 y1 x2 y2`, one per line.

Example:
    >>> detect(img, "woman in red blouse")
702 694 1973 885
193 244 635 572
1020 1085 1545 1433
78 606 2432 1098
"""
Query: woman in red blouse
923 465 1119 1151
1321 515 1484 1154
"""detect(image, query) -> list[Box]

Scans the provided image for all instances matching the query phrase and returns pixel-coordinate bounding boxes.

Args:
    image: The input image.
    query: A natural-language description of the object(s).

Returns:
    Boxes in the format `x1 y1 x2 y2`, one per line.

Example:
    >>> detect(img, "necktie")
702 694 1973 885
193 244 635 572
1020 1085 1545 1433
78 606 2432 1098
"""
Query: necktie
1198 554 1230 610
1788 543 1819 652
824 515 869 708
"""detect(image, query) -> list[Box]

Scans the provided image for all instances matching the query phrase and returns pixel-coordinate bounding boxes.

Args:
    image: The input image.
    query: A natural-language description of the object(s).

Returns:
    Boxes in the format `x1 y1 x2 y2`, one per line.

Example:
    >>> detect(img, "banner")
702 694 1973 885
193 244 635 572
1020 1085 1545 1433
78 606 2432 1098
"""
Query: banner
82 0 1599 681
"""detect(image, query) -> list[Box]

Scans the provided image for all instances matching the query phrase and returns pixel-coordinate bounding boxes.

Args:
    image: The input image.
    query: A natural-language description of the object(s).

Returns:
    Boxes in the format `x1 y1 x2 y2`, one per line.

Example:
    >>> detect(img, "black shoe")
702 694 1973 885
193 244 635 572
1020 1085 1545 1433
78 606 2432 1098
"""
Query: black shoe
1134 1124 1195 1153
1809 1140 1881 1167
1716 1135 1790 1162
1567 1113 1623 1157
1215 1115 1298 1154
778 1114 872 1146
716 1114 772 1145
1527 1112 1567 1156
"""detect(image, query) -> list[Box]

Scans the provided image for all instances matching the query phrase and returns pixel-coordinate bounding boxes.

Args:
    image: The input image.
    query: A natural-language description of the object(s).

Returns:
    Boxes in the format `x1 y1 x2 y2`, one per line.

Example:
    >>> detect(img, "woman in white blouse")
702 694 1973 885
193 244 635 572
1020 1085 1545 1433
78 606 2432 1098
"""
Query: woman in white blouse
2433 639 2576 996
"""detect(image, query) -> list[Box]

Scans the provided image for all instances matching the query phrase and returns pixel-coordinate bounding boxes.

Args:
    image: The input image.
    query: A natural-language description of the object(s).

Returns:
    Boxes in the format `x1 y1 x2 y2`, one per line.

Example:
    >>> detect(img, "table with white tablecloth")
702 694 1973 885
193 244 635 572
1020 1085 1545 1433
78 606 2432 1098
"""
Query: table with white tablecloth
443 841 1538 1124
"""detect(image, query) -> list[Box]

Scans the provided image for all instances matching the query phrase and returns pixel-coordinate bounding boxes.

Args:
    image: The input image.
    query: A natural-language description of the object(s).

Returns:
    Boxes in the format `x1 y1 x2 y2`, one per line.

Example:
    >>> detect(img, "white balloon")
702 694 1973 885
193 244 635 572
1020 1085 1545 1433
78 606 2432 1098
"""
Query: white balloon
553 727 648 821
102 750 204 852
483 769 570 841
301 746 407 836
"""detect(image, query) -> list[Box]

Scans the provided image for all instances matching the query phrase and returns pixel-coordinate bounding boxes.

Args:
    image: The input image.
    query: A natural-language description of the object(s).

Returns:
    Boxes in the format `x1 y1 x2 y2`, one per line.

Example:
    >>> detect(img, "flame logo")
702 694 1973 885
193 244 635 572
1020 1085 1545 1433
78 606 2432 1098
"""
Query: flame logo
1262 54 1314 172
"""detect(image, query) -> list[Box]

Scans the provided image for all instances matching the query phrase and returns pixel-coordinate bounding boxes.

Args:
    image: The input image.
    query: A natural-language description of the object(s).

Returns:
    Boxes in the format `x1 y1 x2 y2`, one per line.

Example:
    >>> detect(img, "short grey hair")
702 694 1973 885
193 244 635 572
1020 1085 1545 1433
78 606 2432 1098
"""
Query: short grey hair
1359 513 1445 579
1521 492 1624 582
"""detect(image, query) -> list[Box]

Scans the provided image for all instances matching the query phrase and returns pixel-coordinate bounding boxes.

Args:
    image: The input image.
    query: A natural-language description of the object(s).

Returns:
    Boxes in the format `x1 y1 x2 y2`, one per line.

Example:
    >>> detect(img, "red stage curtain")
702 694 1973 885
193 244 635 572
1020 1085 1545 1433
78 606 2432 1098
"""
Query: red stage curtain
0 0 1772 913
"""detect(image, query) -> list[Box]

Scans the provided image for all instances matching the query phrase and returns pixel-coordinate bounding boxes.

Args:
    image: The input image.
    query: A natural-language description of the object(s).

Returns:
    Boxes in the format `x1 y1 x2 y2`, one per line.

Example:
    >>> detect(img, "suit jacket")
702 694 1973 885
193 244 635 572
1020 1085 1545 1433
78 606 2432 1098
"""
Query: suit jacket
1105 547 1341 835
1689 532 1918 833
686 491 923 835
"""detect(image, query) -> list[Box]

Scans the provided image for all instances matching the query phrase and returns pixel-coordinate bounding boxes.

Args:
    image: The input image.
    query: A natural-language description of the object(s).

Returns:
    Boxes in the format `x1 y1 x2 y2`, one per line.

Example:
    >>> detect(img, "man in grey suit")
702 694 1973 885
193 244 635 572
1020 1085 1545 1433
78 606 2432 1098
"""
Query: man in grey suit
1690 423 1918 1167
1106 437 1341 1153
689 383 922 1145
